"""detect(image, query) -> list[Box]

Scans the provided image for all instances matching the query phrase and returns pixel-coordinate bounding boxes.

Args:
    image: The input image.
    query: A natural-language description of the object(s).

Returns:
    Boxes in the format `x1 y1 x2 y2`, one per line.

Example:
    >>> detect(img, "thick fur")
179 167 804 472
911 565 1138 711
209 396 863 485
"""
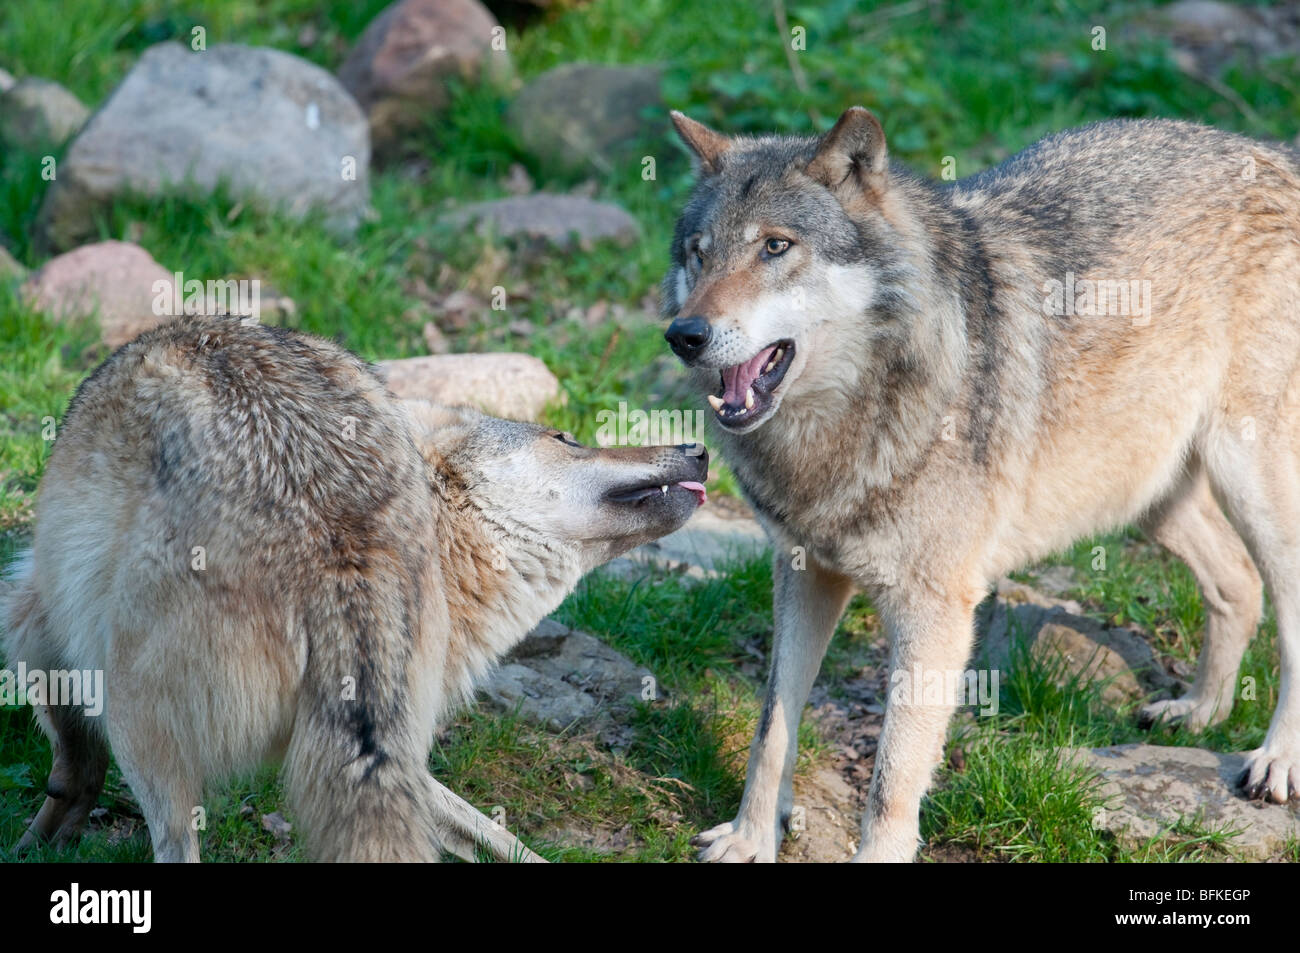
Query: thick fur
664 109 1300 862
3 318 706 862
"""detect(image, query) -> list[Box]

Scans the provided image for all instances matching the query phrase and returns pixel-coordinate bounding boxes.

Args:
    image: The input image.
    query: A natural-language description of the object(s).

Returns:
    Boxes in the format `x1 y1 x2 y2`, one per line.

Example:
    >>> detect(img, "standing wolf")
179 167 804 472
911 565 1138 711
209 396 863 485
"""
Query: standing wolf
662 106 1300 862
3 318 708 862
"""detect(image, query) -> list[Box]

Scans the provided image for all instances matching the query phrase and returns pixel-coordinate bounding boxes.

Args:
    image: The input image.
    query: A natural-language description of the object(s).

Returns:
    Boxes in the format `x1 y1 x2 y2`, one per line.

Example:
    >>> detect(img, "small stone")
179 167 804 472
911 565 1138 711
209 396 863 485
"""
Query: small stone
22 240 174 348
441 193 640 248
506 64 661 176
260 811 293 840
0 78 89 150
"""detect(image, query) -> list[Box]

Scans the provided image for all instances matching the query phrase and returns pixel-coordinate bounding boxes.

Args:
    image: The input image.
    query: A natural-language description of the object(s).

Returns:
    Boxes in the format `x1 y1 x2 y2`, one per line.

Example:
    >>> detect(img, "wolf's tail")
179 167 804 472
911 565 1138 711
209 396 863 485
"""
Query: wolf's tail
280 568 542 863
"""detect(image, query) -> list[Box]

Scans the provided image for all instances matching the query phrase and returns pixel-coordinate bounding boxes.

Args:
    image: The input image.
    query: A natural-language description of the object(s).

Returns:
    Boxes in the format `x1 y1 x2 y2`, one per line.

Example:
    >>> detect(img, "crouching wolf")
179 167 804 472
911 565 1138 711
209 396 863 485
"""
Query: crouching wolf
662 107 1300 862
3 318 708 862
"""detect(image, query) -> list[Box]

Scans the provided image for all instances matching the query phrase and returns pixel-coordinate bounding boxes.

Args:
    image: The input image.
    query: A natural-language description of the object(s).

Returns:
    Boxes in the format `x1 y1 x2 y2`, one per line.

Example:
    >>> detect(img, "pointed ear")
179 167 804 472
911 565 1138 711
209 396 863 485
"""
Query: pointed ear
805 107 888 196
670 110 730 176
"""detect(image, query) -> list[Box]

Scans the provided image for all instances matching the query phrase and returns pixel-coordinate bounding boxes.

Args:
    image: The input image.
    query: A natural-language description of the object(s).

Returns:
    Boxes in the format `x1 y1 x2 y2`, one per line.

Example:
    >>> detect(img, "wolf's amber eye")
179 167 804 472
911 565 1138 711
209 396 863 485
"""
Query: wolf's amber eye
763 238 790 257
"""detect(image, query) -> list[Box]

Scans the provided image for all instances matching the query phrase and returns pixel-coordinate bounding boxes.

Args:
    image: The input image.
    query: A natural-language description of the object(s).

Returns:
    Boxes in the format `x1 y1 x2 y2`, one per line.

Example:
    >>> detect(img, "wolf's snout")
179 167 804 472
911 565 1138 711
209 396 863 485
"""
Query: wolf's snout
665 316 712 361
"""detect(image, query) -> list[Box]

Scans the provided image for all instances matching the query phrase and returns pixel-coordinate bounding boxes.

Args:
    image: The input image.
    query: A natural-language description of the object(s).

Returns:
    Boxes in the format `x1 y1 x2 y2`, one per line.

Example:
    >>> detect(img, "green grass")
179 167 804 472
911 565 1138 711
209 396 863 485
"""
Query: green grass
2 0 1298 862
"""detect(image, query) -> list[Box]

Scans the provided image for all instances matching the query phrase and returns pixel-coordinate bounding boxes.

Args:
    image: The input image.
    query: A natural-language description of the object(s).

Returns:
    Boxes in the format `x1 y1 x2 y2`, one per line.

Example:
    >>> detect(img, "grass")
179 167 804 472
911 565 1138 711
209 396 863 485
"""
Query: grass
2 0 1298 862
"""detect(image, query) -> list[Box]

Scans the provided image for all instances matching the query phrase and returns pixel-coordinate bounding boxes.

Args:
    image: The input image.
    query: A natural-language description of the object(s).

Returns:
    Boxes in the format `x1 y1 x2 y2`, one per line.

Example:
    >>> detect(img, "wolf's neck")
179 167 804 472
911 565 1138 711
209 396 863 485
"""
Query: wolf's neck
430 485 582 712
718 177 995 536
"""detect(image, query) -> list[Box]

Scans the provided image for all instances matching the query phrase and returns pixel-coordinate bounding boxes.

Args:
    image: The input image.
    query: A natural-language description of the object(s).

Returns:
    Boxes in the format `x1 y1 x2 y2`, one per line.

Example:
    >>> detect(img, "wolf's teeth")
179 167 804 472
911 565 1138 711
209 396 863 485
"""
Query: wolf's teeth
661 485 668 495
773 347 784 364
745 388 755 410
707 394 724 412
764 359 776 373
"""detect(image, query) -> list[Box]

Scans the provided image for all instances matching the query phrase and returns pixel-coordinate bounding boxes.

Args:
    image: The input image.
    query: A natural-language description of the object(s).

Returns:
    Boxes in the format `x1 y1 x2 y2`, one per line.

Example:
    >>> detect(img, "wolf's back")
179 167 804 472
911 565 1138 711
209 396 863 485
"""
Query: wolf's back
15 319 456 860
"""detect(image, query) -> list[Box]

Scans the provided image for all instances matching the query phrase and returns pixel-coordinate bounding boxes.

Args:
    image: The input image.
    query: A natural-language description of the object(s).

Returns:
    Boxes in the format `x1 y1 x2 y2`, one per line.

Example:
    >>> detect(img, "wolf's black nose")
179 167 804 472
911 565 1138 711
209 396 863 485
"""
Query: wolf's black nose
665 316 712 361
679 442 709 475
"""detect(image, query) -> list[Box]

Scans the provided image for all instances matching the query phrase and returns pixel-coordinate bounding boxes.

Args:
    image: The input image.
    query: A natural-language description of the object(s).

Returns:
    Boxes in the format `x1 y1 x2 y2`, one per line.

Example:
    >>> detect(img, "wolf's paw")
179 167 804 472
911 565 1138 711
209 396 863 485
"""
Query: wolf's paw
1237 744 1300 804
1138 696 1228 733
691 819 777 863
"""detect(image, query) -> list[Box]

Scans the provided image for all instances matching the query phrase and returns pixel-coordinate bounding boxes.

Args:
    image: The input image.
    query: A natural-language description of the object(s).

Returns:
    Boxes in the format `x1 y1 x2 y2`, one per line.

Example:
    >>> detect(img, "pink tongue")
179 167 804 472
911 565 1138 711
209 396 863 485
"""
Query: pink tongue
676 480 708 506
720 346 777 406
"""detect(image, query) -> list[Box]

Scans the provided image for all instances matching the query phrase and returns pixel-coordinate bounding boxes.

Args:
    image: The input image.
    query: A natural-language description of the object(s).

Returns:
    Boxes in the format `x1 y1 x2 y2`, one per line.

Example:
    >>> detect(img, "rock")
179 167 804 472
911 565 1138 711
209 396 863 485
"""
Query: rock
612 496 769 578
0 78 90 150
0 68 14 93
1069 743 1300 860
442 193 639 248
0 245 25 282
21 240 174 348
382 352 560 421
339 0 508 150
40 43 369 251
260 811 293 841
506 63 661 176
976 578 1177 703
479 618 655 731
1033 623 1143 705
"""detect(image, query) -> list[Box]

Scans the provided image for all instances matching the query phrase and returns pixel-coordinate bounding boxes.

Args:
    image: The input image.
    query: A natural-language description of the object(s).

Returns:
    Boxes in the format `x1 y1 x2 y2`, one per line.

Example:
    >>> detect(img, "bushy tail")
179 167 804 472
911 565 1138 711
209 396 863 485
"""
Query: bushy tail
280 576 542 863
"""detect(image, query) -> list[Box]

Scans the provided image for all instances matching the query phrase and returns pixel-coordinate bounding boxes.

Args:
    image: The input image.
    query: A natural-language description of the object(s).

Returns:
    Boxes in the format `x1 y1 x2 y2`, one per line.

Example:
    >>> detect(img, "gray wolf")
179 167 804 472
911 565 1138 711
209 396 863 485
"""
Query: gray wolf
3 318 708 862
662 106 1300 861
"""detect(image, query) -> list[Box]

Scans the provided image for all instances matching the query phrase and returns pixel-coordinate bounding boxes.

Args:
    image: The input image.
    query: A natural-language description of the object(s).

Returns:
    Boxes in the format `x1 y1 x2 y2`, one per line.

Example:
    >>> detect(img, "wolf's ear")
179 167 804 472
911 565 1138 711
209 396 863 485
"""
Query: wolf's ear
805 107 888 196
670 110 730 176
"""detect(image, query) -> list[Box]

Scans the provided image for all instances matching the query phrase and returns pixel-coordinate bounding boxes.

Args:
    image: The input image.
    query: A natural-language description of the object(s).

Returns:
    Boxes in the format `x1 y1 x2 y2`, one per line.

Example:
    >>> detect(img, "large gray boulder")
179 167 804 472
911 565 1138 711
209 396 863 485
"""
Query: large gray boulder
41 43 370 250
0 78 89 150
506 64 661 176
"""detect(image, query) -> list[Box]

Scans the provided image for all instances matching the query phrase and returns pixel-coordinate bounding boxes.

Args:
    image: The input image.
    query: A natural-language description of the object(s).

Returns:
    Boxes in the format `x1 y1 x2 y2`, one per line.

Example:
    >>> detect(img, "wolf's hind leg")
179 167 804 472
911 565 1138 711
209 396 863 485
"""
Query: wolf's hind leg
1137 465 1262 732
16 701 110 852
106 691 202 863
5 574 111 853
694 557 854 863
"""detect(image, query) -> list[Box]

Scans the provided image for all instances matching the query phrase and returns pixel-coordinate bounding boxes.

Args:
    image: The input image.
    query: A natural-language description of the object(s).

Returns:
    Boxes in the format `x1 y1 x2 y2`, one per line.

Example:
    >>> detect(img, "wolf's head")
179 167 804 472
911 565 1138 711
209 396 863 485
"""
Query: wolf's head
661 107 920 435
405 401 708 576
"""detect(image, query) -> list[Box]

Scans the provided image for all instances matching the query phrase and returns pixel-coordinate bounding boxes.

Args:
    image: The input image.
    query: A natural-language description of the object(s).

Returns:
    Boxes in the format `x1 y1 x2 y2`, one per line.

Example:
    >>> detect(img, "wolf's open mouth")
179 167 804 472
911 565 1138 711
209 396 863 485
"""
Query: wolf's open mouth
606 481 707 507
709 340 795 426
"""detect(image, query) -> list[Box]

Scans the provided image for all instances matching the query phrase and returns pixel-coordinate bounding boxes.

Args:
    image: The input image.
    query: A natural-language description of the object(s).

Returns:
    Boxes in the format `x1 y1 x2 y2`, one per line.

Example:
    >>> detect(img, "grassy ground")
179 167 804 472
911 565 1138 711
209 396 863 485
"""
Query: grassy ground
2 0 1298 862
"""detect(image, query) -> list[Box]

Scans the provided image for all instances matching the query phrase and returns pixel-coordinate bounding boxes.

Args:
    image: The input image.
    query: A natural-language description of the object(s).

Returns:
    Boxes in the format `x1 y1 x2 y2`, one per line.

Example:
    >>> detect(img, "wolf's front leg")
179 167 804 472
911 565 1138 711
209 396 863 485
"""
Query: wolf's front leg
694 557 855 862
854 597 978 862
